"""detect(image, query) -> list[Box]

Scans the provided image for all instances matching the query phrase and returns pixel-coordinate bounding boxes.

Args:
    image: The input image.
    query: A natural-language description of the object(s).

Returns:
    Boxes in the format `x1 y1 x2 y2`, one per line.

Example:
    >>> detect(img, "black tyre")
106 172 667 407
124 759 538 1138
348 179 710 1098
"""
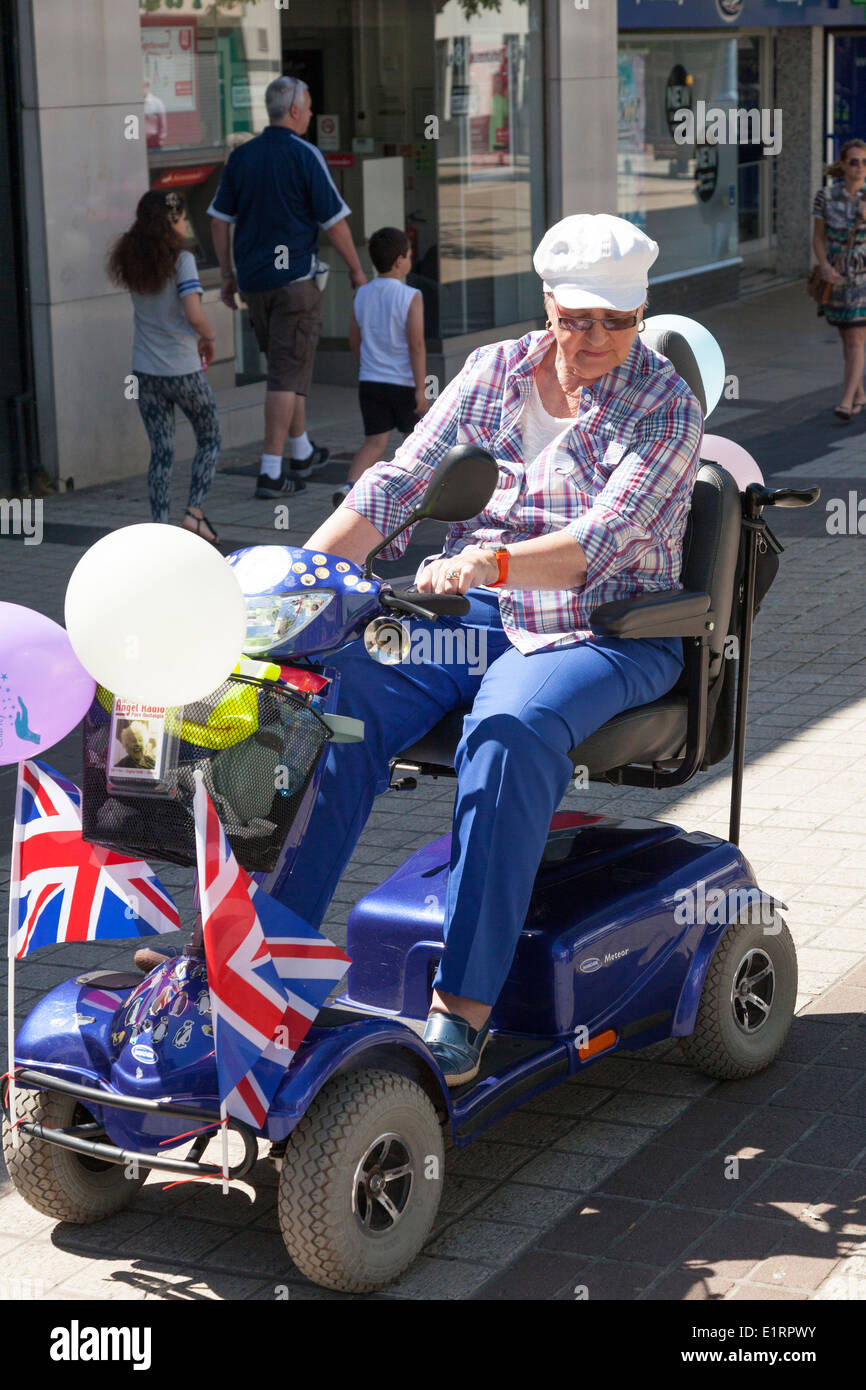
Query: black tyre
2 1089 145 1223
680 914 797 1080
278 1069 445 1293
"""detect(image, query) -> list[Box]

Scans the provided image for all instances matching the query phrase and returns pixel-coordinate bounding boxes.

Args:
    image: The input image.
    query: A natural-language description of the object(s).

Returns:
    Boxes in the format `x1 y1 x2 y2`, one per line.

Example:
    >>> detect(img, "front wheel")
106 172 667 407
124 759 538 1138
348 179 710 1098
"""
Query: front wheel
680 915 797 1080
2 1088 146 1223
278 1069 445 1293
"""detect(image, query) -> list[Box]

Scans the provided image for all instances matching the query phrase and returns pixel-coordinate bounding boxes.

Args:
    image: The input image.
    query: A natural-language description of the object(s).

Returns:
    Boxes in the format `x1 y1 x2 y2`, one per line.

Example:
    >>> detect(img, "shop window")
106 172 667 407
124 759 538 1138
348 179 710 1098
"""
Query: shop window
139 1 281 272
618 34 740 279
434 0 546 337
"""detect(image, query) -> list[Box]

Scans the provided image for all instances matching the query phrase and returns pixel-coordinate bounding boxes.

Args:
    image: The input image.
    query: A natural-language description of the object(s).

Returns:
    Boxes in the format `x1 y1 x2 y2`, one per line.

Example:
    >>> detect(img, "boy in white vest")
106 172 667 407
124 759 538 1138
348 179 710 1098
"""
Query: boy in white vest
332 227 429 507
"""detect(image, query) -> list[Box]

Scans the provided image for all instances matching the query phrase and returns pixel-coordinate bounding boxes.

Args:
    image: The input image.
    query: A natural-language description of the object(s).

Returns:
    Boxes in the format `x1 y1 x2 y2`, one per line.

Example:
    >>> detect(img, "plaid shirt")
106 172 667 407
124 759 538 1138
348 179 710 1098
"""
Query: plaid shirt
347 330 704 653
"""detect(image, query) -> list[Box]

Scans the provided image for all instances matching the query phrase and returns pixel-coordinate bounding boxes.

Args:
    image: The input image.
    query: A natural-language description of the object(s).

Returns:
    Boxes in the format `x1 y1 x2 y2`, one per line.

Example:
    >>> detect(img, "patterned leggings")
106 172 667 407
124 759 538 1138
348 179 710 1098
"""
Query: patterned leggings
136 371 221 523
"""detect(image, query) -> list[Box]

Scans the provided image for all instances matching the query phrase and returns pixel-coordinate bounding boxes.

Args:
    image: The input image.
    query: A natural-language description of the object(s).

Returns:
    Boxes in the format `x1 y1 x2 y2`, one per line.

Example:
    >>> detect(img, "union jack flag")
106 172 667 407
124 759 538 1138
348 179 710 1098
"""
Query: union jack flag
12 761 181 960
193 775 350 1129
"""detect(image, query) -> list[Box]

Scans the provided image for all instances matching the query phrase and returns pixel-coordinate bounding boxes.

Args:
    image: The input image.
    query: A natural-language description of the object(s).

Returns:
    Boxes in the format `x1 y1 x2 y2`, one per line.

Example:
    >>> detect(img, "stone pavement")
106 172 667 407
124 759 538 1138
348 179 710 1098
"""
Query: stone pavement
1 283 865 1301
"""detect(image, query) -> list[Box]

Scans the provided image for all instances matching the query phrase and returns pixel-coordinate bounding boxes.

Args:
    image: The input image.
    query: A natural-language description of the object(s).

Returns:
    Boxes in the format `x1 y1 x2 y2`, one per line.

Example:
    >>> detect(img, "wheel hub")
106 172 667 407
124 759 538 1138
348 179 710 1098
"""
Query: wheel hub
352 1131 415 1237
730 947 775 1034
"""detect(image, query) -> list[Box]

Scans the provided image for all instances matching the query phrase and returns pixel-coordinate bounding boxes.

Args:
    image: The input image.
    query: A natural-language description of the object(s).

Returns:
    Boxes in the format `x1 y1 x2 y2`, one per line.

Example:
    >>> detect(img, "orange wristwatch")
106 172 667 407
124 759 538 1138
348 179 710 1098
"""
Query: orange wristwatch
484 546 510 588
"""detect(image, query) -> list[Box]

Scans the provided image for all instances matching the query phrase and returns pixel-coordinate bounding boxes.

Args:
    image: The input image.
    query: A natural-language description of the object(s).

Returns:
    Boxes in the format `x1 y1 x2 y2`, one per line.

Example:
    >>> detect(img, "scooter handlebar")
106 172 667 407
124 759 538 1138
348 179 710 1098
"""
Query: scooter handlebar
746 483 821 510
382 588 471 619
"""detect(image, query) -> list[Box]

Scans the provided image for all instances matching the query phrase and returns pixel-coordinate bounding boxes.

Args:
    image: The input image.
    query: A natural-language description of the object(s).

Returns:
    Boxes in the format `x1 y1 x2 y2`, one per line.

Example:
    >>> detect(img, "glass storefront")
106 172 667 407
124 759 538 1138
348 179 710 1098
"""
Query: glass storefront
433 0 547 338
832 31 866 150
618 33 742 279
736 34 775 250
138 0 546 384
139 1 282 275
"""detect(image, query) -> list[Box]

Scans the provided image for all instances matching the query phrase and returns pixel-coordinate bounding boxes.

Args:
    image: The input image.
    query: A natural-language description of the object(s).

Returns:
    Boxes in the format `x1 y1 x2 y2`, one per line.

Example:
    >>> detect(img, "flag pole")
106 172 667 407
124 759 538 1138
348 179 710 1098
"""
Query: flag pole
6 762 25 1150
192 770 230 1197
220 1099 230 1197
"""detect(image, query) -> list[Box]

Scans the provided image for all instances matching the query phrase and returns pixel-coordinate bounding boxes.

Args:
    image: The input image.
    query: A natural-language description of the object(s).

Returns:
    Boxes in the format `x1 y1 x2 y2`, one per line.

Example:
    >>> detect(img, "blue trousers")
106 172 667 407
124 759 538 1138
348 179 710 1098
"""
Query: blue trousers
281 591 683 1006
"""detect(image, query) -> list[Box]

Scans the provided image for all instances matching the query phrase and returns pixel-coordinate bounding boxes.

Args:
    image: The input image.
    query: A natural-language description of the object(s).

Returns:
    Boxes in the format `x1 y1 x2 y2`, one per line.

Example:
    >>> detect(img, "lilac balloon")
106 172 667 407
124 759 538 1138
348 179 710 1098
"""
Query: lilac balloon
700 435 764 492
0 603 96 766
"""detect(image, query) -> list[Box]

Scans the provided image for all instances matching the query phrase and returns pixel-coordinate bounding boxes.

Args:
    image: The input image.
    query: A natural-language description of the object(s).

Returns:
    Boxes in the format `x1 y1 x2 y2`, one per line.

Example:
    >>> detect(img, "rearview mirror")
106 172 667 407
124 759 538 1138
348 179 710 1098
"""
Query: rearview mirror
414 445 499 523
364 444 498 577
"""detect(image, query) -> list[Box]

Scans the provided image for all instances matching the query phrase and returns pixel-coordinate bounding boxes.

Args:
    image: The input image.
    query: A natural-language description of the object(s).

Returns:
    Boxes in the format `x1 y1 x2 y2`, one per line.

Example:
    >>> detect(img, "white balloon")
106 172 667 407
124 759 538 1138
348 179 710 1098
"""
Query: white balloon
643 314 727 419
65 524 248 706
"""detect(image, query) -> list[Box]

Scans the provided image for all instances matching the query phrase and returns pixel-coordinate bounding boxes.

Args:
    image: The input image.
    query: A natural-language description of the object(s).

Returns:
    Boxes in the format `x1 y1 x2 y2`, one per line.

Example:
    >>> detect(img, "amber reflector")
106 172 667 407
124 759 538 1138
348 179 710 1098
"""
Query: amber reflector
578 1029 617 1060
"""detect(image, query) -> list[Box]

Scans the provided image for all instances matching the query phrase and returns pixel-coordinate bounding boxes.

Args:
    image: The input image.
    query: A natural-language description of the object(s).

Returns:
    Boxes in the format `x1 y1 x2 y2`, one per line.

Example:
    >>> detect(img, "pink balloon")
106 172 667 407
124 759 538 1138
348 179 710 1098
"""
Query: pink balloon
0 603 96 766
700 434 764 492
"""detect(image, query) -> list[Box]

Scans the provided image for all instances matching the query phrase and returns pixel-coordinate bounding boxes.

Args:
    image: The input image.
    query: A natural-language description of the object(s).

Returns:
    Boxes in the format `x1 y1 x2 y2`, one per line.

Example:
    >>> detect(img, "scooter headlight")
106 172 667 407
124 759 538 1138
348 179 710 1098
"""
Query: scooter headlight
243 590 335 655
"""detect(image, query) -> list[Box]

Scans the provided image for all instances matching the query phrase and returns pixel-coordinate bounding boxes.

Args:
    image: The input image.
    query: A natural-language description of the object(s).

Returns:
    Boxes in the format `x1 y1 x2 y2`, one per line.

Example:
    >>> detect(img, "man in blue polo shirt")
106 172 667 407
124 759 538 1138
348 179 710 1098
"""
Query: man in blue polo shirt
209 76 366 498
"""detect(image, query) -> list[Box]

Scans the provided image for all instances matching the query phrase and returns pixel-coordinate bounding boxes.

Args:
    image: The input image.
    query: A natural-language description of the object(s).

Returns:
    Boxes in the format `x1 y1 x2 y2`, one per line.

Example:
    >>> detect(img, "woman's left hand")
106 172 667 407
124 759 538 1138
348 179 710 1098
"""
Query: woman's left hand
416 546 498 595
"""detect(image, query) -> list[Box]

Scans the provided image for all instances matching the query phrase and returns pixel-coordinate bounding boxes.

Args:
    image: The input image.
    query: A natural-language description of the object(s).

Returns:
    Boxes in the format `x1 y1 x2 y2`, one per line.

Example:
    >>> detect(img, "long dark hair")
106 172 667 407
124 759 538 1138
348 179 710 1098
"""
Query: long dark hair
107 189 186 295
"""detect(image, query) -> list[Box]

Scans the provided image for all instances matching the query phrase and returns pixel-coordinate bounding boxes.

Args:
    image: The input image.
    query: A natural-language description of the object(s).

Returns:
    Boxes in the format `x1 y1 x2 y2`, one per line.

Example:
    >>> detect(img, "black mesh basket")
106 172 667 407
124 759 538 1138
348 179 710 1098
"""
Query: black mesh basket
81 675 331 873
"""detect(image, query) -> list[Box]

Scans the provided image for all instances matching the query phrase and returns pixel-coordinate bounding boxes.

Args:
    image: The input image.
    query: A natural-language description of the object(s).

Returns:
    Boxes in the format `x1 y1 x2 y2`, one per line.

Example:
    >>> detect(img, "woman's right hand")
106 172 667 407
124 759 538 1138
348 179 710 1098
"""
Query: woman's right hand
198 337 216 367
821 260 844 284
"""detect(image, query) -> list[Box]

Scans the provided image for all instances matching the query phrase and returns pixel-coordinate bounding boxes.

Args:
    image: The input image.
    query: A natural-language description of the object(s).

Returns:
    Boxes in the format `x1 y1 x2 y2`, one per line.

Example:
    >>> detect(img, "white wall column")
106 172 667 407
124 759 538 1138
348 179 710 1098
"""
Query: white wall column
545 0 618 222
18 0 150 490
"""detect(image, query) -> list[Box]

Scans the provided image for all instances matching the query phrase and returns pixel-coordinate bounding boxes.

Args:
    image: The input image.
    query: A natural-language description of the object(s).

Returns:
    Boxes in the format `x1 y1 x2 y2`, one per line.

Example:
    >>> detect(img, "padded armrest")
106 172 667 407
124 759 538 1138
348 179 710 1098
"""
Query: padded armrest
590 589 714 639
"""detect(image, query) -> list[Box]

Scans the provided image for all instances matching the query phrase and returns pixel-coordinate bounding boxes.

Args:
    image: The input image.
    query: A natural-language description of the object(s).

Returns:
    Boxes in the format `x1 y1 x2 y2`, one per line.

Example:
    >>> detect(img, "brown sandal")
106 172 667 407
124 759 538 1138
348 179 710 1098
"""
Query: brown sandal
183 508 221 546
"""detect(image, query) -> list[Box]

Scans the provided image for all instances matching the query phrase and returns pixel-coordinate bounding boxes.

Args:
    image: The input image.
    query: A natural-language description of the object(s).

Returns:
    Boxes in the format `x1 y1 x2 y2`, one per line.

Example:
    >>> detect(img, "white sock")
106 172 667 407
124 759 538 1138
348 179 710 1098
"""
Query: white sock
290 432 311 460
260 453 282 479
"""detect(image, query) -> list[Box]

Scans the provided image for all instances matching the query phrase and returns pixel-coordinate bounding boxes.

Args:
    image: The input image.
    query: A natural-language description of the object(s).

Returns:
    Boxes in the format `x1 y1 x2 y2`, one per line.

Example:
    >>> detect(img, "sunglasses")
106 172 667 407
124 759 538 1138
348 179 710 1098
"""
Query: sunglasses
554 311 641 333
847 157 866 167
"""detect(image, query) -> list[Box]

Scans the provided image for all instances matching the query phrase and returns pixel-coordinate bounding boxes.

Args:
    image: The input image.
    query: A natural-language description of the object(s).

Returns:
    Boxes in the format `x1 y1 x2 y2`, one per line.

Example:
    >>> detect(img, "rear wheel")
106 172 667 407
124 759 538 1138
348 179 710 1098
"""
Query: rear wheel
2 1089 146 1223
680 915 797 1080
278 1069 445 1293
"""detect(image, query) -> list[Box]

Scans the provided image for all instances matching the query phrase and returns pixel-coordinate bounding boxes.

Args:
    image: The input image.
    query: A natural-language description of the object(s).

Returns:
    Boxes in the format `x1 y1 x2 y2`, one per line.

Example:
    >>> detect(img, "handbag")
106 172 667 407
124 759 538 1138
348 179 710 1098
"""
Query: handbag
808 218 860 304
807 266 834 305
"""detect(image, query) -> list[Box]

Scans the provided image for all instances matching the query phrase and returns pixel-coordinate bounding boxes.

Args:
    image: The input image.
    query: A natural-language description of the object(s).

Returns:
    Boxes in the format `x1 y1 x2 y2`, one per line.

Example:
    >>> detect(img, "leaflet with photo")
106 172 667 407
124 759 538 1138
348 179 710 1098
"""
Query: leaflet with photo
107 699 169 787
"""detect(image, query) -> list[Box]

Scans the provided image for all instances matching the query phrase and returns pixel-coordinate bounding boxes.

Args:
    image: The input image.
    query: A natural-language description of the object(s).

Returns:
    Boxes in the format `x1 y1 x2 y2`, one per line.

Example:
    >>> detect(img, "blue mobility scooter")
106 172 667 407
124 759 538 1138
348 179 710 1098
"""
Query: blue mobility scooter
3 334 819 1293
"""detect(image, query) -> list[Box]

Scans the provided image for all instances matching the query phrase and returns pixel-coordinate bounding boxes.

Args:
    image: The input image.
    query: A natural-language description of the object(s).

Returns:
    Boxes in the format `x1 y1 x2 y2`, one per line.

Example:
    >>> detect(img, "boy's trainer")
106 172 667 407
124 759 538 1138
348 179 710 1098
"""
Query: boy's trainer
290 440 330 478
254 472 307 498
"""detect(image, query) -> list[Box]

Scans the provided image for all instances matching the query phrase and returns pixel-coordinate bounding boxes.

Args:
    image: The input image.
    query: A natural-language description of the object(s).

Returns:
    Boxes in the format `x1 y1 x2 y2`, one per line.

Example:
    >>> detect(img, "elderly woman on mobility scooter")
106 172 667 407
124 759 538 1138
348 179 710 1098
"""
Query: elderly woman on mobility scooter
279 213 703 1086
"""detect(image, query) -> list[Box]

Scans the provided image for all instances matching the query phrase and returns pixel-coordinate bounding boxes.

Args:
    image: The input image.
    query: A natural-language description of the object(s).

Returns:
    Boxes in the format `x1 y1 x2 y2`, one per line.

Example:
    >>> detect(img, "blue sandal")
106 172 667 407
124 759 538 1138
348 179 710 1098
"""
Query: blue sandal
422 1011 491 1086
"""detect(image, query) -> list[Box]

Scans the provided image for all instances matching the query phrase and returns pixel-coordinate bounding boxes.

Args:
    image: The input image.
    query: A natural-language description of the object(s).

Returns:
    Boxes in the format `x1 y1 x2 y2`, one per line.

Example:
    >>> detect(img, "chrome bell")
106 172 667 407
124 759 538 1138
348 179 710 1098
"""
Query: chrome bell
363 617 411 665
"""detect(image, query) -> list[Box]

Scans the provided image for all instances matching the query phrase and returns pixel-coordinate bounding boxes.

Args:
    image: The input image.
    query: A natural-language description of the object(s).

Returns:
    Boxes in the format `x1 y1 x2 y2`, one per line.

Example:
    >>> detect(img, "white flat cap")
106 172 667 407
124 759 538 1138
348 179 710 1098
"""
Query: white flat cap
534 214 659 312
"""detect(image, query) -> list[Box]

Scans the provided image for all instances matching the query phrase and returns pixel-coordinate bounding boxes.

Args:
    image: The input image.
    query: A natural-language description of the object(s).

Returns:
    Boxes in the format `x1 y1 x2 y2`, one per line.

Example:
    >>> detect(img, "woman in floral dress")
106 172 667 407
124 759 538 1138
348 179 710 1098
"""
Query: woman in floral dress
813 139 866 420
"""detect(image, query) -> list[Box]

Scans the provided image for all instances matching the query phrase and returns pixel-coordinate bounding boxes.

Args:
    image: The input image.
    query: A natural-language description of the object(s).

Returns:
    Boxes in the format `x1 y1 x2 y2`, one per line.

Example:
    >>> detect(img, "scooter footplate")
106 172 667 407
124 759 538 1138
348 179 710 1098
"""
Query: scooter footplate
449 1034 564 1100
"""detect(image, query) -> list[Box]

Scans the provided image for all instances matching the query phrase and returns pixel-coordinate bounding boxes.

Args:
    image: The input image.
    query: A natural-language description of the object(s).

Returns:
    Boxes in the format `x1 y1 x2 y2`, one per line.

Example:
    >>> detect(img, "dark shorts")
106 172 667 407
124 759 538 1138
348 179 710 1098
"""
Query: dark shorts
244 278 322 394
359 380 418 437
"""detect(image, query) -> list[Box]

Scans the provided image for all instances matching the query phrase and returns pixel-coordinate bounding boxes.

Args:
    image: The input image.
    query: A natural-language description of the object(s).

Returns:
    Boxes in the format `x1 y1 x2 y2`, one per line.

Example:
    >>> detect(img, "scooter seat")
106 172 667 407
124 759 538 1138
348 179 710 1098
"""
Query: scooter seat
397 693 688 779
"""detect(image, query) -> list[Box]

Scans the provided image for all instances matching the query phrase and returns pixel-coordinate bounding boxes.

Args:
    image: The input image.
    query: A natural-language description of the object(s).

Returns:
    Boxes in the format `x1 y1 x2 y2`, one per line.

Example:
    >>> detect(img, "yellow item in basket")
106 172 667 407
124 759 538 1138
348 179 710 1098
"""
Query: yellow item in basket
96 657 282 751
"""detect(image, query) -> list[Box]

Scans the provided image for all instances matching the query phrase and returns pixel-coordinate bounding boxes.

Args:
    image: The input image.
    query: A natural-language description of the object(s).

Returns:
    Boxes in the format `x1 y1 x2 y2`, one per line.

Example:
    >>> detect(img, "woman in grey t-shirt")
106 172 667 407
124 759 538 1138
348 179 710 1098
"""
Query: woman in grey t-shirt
108 189 222 543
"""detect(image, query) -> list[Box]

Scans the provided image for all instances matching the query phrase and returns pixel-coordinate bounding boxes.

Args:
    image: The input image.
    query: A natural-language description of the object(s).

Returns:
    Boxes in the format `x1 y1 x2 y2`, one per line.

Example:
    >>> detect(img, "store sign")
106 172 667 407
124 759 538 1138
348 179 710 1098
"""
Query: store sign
152 165 216 188
696 145 719 202
325 153 354 168
141 25 196 113
450 84 470 117
665 65 692 139
318 115 340 152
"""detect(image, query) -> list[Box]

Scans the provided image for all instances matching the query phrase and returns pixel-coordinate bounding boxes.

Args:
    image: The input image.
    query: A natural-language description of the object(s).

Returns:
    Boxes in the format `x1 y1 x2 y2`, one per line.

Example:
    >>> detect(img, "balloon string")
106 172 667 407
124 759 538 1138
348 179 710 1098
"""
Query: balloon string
161 1171 236 1192
158 1121 221 1147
